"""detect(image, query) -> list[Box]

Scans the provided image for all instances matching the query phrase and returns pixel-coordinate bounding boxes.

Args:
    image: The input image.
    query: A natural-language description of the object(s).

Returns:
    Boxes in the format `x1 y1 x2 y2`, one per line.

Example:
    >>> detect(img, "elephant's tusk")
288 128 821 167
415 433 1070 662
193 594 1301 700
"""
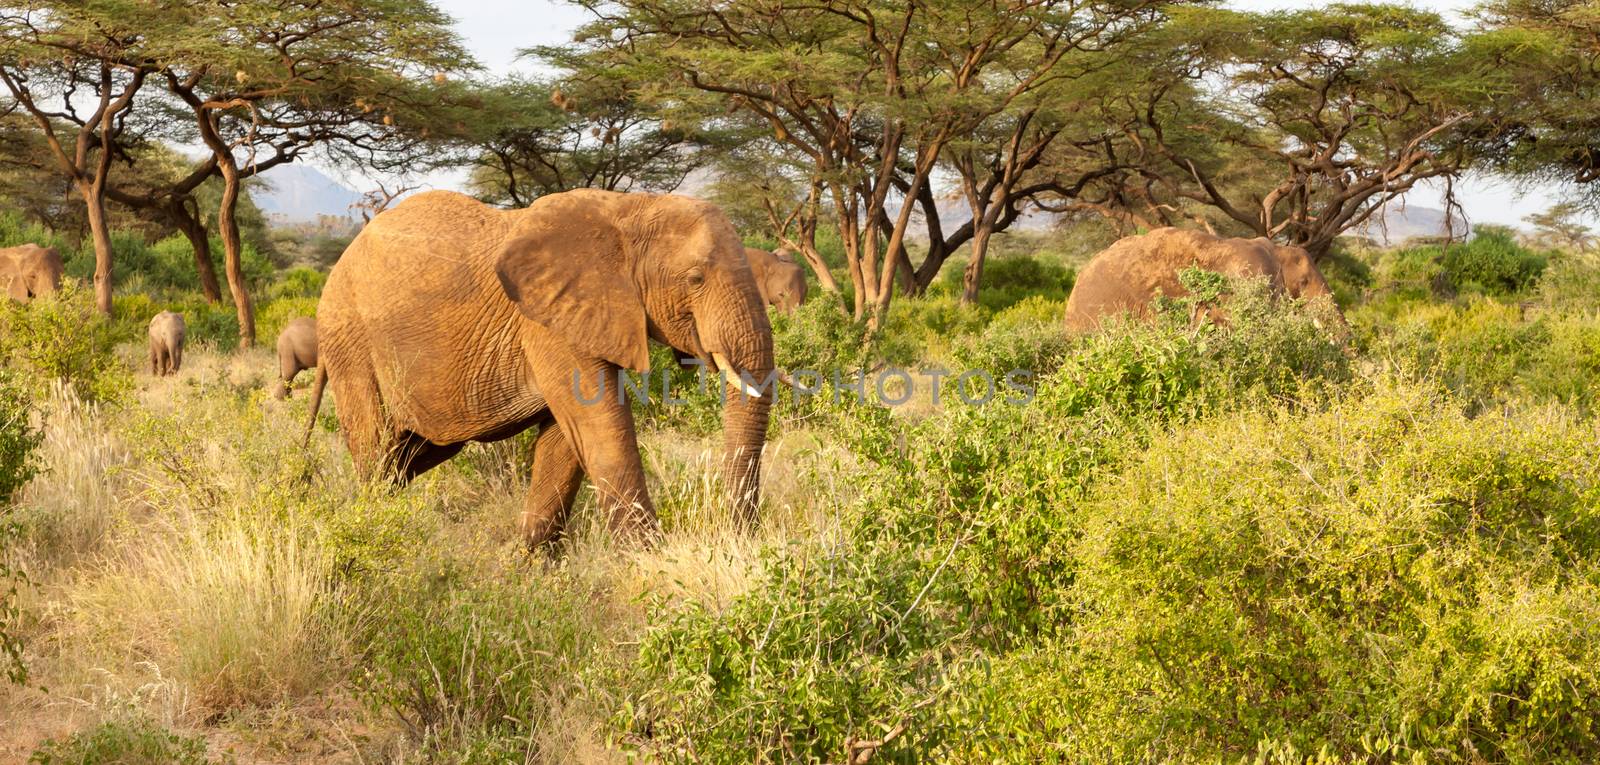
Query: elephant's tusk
712 352 764 399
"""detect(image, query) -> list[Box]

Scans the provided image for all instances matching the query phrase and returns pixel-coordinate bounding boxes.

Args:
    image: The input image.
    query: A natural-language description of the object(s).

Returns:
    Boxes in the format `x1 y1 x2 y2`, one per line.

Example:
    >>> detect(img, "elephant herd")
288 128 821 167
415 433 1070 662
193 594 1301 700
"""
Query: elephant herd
5 189 1338 549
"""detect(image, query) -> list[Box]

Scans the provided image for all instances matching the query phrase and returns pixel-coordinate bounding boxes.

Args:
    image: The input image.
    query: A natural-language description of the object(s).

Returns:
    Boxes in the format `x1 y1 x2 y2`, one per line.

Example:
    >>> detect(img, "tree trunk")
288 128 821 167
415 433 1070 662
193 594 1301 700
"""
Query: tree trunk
78 182 115 314
172 198 222 303
217 162 255 348
960 223 994 306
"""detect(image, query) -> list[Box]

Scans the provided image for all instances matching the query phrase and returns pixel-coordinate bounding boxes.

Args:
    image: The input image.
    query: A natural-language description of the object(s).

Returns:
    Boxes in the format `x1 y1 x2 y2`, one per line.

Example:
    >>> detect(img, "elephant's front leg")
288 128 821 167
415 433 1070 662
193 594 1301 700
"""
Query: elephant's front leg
521 419 583 548
533 355 658 543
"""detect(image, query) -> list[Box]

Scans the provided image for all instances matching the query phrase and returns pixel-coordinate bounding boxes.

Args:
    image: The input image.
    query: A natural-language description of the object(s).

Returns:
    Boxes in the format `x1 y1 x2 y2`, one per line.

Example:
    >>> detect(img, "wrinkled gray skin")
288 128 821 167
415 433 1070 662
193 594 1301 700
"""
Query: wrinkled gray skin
148 311 186 376
274 317 318 399
1 243 64 302
744 247 808 313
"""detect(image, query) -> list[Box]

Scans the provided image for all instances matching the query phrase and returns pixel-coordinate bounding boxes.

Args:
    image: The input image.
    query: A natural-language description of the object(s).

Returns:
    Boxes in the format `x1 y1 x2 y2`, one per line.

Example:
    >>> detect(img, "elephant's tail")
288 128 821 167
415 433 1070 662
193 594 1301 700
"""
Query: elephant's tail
302 365 328 448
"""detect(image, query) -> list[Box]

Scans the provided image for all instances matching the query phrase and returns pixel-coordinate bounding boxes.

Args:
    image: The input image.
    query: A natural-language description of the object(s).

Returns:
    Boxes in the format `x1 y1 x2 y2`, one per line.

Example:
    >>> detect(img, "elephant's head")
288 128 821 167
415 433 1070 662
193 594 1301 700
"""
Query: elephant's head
495 190 775 522
745 247 809 314
3 244 63 302
1269 242 1332 300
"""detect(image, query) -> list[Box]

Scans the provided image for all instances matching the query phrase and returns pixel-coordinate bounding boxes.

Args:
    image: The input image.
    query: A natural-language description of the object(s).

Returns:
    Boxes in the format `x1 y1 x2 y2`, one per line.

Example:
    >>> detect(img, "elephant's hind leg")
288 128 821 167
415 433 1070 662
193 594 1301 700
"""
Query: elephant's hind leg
522 420 584 548
328 366 390 482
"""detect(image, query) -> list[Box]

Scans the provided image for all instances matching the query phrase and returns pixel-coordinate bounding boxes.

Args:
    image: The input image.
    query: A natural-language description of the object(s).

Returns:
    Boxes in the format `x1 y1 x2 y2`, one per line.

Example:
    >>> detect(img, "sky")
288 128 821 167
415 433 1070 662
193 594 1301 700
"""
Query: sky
375 0 1588 230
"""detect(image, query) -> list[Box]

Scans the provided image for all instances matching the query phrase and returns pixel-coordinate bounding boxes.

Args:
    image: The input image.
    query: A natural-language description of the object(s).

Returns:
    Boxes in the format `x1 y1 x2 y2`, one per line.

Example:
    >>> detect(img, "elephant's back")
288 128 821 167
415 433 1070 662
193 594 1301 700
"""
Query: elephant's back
1065 228 1285 329
319 191 538 441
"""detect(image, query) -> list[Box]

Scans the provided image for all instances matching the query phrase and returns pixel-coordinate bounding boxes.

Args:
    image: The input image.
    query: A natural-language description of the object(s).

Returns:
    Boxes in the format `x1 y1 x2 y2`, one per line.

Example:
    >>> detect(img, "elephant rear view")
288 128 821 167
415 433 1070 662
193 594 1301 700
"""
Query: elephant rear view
148 311 186 376
308 190 774 546
2 243 64 302
275 317 318 399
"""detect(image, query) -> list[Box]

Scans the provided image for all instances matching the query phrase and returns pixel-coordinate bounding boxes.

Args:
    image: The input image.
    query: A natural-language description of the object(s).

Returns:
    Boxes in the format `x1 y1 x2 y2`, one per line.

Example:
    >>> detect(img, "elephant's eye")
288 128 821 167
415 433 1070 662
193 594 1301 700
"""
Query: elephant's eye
685 268 705 288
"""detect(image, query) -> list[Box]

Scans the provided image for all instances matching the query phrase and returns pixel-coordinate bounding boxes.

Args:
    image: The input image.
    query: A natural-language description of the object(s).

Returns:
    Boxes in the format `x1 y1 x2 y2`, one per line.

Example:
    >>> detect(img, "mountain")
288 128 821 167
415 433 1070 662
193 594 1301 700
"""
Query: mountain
254 164 364 223
1350 202 1472 246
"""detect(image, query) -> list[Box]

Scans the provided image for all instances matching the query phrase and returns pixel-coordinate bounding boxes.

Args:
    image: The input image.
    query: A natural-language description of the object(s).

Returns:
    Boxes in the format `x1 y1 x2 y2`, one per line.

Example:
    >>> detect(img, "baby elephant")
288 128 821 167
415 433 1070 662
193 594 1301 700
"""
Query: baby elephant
274 317 318 399
148 311 186 376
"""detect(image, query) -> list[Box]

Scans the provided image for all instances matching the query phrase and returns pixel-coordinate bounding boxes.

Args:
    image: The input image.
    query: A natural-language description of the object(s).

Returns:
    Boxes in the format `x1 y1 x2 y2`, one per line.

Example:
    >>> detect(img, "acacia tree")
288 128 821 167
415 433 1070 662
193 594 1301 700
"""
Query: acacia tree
104 145 225 302
1468 0 1600 204
155 0 471 347
1062 5 1484 261
0 2 165 313
456 76 700 208
568 0 1175 322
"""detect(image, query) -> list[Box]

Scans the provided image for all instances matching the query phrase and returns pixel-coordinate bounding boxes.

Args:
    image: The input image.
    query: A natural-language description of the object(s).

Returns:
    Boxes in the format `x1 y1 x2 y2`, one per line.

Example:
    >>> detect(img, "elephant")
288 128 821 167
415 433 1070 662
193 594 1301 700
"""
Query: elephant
148 311 186 376
744 247 808 313
304 189 774 546
1064 227 1340 331
1 243 63 302
274 317 317 399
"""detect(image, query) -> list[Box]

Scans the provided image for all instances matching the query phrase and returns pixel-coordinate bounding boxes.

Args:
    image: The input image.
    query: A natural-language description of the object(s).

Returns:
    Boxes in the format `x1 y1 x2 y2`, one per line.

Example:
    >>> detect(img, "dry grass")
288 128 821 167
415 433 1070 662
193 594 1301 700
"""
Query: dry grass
62 510 347 714
3 345 851 761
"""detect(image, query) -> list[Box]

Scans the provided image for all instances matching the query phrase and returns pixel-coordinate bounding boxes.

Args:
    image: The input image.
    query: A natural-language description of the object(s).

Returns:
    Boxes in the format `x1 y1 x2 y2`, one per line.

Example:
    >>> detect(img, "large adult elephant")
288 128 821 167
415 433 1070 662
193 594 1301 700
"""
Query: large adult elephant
744 247 808 313
1 243 63 302
1064 227 1338 331
305 190 774 545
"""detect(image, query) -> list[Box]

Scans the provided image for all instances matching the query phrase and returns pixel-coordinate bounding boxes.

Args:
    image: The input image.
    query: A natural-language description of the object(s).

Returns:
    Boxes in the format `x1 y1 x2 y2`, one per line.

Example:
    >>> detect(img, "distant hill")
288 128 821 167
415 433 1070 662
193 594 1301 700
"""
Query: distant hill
254 164 363 224
1351 202 1472 246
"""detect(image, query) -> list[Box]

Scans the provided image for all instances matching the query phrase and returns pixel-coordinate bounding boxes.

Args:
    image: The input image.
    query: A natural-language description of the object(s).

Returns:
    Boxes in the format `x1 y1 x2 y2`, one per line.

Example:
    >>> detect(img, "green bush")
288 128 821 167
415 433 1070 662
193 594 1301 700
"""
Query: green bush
1538 251 1600 311
936 254 1075 313
1317 242 1375 307
879 293 988 365
0 372 42 505
947 297 1070 377
626 282 1353 763
28 719 212 765
0 283 131 403
256 296 319 345
978 382 1600 762
267 267 327 301
772 296 875 374
1440 227 1547 295
0 372 34 685
1368 296 1600 412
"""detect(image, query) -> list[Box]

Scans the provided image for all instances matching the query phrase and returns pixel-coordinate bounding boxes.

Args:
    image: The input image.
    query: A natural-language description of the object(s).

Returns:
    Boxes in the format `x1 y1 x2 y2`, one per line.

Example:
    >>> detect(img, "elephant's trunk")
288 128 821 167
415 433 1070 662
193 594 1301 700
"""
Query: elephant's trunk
719 356 772 528
706 294 774 529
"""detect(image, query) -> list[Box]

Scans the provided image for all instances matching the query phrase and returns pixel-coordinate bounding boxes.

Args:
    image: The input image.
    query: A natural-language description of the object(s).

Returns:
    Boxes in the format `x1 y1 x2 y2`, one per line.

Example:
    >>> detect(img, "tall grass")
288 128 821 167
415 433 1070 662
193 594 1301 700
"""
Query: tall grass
64 511 346 713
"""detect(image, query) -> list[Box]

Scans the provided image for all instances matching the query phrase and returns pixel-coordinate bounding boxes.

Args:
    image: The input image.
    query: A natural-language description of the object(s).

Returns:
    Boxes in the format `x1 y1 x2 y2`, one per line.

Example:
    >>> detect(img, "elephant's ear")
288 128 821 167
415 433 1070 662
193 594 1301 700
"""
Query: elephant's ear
495 229 651 371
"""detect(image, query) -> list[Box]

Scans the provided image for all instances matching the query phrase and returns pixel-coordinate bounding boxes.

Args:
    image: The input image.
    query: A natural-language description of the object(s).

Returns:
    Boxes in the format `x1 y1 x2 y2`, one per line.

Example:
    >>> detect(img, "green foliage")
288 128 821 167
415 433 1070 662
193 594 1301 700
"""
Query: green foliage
360 572 604 761
28 719 212 765
256 297 319 347
1318 241 1375 307
0 372 42 505
772 296 876 373
982 383 1600 761
266 267 326 301
0 283 131 403
1368 297 1600 413
0 373 33 686
937 254 1075 313
878 293 989 365
1440 227 1548 294
627 283 1351 762
1380 229 1548 299
1538 250 1600 311
947 297 1070 377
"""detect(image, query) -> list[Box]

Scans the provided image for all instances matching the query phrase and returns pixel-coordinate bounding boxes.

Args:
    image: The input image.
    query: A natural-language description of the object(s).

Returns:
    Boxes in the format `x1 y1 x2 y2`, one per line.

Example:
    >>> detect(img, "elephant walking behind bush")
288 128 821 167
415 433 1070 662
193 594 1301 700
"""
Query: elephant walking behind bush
306 190 774 545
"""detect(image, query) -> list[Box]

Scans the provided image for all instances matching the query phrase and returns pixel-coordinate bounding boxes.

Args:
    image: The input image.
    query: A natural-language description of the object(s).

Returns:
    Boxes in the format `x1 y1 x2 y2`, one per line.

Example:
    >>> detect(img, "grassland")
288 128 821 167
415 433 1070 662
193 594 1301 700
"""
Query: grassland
2 227 1599 762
